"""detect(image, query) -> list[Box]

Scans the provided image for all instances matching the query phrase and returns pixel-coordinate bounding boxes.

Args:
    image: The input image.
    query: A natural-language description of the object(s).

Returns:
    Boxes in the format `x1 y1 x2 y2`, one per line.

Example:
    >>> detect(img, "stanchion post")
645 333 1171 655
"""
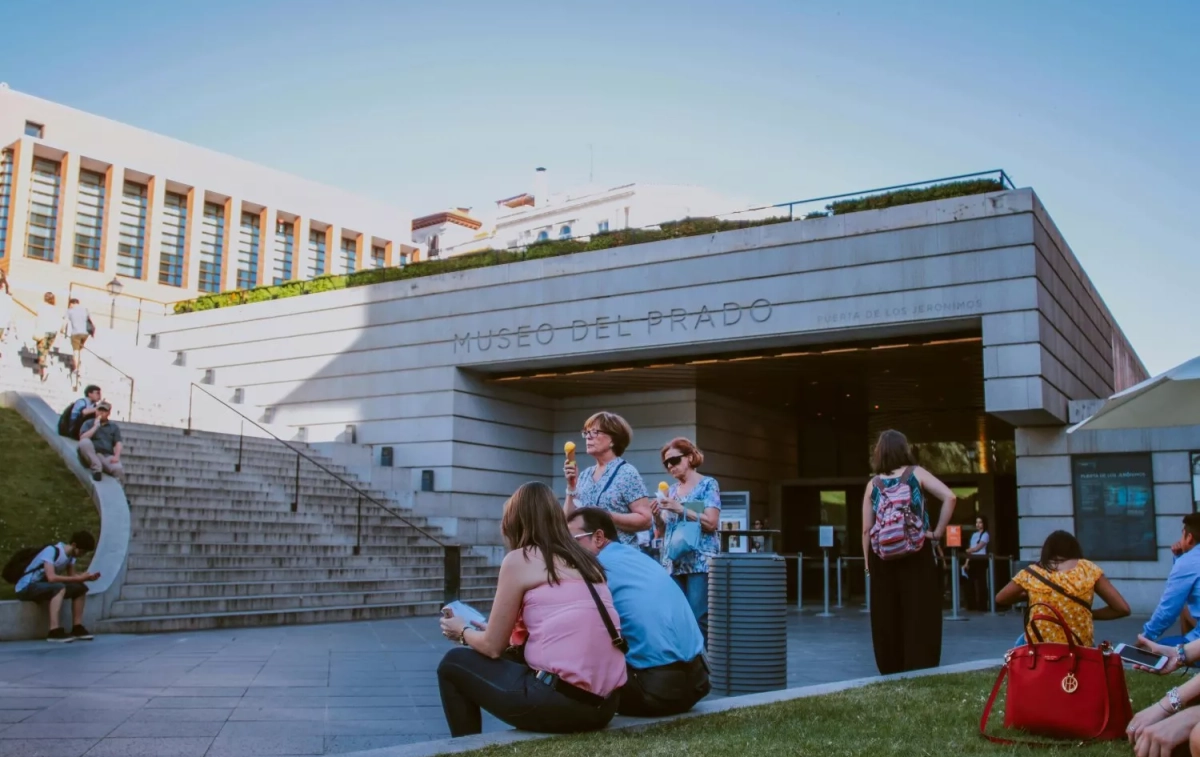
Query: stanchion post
947 548 967 621
796 552 803 611
988 554 997 615
835 557 844 609
817 548 834 617
862 568 871 614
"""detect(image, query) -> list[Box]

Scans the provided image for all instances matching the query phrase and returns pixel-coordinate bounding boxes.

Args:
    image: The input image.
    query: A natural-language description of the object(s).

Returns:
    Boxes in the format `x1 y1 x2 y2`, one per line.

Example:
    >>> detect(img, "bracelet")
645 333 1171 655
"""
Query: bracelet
1160 700 1175 715
565 489 576 498
1178 644 1189 666
458 628 471 647
1168 687 1183 713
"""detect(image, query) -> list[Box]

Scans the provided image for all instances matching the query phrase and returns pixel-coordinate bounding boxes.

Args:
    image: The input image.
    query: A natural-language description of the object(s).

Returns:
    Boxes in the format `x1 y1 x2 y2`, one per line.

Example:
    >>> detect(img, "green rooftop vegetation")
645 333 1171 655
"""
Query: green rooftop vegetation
173 176 1008 314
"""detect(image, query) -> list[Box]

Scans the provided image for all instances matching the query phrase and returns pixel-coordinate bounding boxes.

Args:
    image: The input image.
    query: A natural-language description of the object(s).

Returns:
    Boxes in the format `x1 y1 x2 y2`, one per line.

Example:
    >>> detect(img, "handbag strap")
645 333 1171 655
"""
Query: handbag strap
584 580 629 654
591 461 626 504
980 651 1114 746
1022 602 1083 651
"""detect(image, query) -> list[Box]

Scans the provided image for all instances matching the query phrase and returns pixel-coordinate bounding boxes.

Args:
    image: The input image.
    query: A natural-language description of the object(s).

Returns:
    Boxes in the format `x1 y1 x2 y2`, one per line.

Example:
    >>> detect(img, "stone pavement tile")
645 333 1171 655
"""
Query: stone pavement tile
227 707 326 722
57 694 149 710
80 736 215 757
0 698 65 710
144 696 243 709
0 738 100 757
324 696 412 708
94 673 185 688
217 721 327 738
321 720 445 736
0 710 37 723
11 673 112 687
123 707 233 722
0 722 118 739
324 708 422 722
205 734 325 757
158 687 247 697
107 720 225 738
20 709 138 725
323 735 434 754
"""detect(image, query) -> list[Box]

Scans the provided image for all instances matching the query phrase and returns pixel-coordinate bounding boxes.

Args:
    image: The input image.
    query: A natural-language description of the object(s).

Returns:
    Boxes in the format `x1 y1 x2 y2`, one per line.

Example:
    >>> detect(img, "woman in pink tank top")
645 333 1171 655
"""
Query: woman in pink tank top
437 482 627 737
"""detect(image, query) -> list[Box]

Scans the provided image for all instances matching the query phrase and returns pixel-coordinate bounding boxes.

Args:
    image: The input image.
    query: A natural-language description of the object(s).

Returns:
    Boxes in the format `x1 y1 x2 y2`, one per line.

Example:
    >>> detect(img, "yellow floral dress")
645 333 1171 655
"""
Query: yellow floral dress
1014 559 1103 646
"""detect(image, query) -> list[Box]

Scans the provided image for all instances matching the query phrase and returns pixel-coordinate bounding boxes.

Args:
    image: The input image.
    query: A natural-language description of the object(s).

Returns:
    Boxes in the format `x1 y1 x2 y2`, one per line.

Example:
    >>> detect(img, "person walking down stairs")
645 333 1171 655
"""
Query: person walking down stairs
34 292 61 383
78 401 125 485
62 298 94 386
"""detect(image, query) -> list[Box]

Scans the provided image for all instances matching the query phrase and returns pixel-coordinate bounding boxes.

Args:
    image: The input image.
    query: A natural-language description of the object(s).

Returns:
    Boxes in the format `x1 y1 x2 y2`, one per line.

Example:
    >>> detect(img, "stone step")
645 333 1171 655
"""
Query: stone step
107 588 451 617
131 515 429 534
126 542 449 556
124 481 393 501
128 528 432 546
121 564 496 585
127 504 429 525
119 575 497 600
95 601 444 633
124 553 473 570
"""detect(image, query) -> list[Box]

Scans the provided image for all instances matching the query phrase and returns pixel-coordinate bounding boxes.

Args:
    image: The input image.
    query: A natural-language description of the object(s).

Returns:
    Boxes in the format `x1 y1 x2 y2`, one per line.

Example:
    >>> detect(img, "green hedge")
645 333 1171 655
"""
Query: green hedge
173 178 1008 314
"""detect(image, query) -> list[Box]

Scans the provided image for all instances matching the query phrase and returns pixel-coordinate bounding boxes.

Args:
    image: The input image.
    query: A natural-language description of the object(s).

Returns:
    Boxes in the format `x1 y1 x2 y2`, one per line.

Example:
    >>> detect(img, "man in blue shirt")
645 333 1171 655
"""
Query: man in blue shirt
1143 514 1200 645
568 508 709 717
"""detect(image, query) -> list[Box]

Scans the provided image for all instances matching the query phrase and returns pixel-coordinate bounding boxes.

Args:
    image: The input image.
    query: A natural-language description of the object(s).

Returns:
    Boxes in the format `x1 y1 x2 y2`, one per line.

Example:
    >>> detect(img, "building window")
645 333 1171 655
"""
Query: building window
26 157 60 262
24 121 44 139
198 202 225 293
73 169 106 270
117 180 148 279
0 149 12 260
158 191 186 287
536 230 549 242
559 225 572 239
236 211 260 289
371 244 385 269
340 236 356 274
273 219 294 284
308 229 326 277
399 252 408 266
597 220 609 233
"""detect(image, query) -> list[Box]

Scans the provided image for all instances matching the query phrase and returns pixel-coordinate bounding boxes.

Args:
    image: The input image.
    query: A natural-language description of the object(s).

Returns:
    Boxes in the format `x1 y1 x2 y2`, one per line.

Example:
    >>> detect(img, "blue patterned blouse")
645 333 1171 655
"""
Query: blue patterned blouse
659 476 722 575
575 458 649 546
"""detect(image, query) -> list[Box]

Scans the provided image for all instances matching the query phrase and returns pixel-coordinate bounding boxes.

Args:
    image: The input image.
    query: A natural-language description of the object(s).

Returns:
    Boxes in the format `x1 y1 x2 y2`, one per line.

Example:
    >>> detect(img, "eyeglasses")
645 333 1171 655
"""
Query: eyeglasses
581 429 607 439
572 531 595 540
662 455 684 469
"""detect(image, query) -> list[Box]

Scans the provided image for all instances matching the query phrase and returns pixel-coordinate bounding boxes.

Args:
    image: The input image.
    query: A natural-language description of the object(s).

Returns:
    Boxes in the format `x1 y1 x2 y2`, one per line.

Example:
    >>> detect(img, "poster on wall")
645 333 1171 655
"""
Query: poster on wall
1072 454 1157 560
720 491 750 553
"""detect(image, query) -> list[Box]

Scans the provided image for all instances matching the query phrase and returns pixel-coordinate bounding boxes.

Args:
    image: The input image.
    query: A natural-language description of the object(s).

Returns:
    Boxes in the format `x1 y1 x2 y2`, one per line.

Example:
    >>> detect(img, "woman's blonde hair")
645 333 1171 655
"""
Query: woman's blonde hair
583 411 633 456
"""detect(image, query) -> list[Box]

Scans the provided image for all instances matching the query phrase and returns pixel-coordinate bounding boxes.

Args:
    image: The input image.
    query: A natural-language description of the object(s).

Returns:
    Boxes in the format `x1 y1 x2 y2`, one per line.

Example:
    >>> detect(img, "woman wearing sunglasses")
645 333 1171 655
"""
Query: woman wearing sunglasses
653 437 721 640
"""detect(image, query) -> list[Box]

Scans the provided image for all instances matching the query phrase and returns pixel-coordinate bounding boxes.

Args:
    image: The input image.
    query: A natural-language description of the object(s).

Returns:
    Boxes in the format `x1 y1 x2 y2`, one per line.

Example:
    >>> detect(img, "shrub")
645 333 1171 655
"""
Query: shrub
172 178 1006 314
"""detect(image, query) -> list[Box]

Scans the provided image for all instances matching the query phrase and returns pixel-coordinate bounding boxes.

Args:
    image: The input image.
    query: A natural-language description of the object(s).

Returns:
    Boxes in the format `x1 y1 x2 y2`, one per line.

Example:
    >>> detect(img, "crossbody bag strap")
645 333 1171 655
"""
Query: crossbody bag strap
584 580 629 653
593 460 625 502
1027 566 1093 611
21 544 59 579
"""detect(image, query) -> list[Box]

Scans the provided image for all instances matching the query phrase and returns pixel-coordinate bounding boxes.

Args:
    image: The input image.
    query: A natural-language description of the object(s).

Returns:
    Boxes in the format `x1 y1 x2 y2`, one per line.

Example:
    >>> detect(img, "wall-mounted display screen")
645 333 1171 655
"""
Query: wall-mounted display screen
1072 454 1156 560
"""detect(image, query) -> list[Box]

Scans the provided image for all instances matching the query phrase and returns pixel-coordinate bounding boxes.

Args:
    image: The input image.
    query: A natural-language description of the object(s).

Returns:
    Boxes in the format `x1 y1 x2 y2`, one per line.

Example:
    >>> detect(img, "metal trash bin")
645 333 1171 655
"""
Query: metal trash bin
708 529 787 695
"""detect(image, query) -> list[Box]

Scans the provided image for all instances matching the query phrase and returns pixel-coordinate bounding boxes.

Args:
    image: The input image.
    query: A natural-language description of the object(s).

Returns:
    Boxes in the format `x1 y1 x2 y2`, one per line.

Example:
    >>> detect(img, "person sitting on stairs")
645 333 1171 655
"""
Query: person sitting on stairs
78 401 125 485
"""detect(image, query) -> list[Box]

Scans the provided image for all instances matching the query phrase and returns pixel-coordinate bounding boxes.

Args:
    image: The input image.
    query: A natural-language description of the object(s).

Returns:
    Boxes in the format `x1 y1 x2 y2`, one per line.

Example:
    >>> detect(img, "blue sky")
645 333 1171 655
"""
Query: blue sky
2 0 1196 374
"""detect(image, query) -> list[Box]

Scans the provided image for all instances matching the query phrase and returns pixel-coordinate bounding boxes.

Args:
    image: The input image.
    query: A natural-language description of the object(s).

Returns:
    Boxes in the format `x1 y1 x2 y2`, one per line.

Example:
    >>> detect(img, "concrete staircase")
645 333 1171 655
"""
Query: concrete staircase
95 423 496 633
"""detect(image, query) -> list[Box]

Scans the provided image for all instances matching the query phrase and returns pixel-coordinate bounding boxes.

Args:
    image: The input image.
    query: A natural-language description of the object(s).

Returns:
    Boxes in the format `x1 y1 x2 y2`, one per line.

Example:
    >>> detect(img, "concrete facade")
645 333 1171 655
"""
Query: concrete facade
0 85 414 334
1016 421 1200 612
147 188 1147 563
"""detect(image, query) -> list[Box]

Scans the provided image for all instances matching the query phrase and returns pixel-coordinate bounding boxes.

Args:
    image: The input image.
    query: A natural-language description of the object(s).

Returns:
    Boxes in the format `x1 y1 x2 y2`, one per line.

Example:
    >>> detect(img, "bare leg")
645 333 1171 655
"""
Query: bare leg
71 594 86 627
47 589 65 631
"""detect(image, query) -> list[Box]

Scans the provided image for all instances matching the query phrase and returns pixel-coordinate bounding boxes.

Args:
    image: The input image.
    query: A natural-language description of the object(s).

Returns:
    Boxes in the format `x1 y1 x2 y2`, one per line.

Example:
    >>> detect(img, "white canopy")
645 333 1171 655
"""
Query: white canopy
1068 356 1200 433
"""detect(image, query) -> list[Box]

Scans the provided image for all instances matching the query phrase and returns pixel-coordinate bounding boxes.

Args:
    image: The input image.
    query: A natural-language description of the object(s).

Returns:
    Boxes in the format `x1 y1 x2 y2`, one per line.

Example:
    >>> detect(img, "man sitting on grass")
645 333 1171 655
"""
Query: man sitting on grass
568 507 710 717
13 531 101 643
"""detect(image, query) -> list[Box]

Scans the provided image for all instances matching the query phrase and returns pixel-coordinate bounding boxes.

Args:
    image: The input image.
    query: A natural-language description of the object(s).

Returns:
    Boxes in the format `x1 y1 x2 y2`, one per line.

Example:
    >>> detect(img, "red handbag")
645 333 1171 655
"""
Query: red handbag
980 603 1132 744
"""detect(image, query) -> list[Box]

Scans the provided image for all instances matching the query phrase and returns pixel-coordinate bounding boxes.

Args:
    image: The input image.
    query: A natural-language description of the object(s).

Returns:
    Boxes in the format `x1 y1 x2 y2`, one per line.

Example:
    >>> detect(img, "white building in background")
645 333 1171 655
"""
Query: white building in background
0 84 416 327
415 167 765 258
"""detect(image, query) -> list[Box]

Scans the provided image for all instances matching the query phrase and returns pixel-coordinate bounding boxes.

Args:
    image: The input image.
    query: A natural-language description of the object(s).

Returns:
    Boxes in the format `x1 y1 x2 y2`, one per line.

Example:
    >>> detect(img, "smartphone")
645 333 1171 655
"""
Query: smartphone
1114 642 1169 671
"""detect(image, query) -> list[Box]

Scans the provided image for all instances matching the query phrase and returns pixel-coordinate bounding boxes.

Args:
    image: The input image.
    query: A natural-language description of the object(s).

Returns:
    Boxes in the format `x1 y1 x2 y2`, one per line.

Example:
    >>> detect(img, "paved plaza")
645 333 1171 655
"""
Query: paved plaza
0 609 1148 757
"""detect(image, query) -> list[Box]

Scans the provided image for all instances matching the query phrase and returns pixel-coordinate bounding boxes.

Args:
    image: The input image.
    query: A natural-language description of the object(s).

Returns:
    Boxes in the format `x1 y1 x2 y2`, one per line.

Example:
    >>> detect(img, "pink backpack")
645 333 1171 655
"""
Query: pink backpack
869 466 926 560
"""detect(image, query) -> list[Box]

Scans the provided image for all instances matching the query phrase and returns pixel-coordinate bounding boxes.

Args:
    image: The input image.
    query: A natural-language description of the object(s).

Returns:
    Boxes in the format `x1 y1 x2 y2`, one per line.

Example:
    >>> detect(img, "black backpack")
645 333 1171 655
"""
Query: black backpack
56 402 86 440
2 545 58 585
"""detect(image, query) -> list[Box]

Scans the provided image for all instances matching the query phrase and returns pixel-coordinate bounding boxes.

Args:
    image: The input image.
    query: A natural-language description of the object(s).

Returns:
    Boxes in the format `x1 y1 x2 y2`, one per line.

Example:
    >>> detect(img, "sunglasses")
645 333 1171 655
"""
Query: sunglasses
663 455 684 469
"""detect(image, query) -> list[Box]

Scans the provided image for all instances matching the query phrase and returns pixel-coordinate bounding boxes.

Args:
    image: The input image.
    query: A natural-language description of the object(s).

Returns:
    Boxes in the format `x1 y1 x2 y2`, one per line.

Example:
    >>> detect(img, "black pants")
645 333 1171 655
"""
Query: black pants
868 542 943 675
961 559 990 611
618 656 710 717
437 647 618 737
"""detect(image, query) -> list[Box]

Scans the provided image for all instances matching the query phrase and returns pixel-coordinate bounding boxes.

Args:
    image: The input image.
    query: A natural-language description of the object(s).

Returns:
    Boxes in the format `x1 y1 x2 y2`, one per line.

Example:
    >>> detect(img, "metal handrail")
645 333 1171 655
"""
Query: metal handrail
67 280 169 306
81 346 135 420
184 382 449 547
752 169 1017 219
184 382 461 604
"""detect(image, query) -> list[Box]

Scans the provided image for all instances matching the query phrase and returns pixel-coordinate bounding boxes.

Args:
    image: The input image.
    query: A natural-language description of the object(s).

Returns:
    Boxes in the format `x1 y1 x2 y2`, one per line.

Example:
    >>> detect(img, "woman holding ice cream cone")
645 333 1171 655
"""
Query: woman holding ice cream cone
653 436 721 638
562 411 652 546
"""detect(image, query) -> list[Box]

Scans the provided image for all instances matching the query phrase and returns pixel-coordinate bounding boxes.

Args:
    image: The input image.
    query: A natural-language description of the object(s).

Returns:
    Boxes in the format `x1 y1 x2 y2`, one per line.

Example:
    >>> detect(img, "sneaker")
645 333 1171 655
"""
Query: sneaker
70 625 94 641
92 472 102 482
46 628 74 643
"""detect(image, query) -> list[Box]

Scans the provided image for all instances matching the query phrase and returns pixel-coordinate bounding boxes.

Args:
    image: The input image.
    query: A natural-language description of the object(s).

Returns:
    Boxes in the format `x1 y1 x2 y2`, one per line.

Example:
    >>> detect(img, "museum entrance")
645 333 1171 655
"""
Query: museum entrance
483 326 1017 605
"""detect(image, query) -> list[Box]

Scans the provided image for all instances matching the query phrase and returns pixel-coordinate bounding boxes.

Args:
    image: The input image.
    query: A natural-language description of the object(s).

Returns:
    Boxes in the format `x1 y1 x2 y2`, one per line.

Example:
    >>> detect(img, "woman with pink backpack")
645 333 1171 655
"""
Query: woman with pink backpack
861 430 958 675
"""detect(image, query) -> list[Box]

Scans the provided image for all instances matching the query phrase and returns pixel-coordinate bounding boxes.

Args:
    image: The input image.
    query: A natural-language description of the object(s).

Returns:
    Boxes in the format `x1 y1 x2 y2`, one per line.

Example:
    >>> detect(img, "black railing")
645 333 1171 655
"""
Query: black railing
82 347 136 421
185 382 461 604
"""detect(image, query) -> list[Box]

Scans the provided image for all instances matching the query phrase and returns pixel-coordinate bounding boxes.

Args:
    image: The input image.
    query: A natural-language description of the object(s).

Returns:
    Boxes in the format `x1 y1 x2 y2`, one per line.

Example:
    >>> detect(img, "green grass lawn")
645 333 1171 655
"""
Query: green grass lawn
0 408 99 600
467 669 1169 757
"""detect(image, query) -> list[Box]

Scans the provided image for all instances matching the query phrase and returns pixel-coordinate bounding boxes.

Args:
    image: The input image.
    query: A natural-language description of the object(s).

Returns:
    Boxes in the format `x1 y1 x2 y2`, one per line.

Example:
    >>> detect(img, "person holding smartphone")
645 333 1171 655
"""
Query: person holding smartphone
1127 632 1200 756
